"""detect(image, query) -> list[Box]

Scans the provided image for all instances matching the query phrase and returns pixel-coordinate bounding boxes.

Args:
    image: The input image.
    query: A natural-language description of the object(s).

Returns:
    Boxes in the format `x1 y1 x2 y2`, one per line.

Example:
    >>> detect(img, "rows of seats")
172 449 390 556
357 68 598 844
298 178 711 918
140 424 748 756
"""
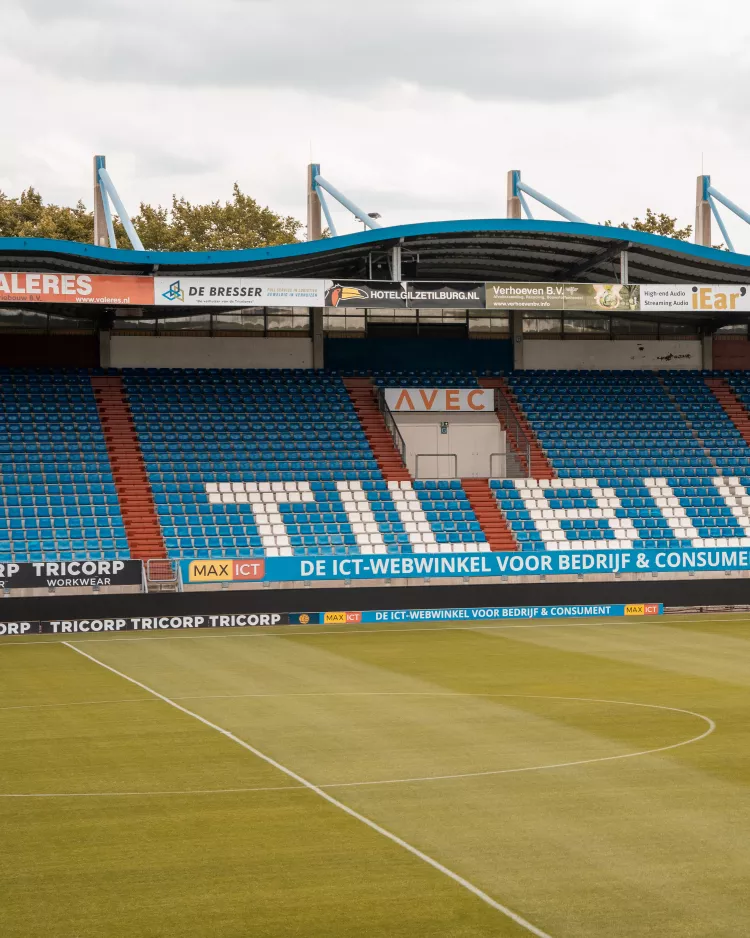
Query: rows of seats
0 370 128 561
370 370 484 388
492 477 750 550
7 365 750 564
508 371 716 479
123 369 488 559
661 373 750 473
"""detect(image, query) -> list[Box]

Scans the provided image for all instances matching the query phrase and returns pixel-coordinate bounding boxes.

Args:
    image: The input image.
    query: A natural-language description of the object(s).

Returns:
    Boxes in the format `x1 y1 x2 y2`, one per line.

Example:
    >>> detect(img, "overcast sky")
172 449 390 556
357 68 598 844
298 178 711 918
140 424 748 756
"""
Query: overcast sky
3 0 750 251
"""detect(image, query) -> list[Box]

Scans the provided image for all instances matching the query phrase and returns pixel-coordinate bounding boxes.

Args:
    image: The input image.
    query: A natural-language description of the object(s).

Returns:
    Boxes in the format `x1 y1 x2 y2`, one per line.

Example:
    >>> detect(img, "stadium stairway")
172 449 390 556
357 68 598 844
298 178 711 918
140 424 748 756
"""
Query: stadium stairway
460 478 517 550
91 376 166 560
478 377 555 480
706 377 750 445
344 378 411 482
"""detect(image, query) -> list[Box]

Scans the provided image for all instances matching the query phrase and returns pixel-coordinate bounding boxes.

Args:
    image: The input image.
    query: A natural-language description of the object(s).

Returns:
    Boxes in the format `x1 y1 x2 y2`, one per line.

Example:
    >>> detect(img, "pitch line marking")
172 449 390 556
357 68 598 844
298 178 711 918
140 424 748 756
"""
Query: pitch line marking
0 693 716 799
0 784 305 798
0 697 155 713
169 691 716 787
61 641 554 938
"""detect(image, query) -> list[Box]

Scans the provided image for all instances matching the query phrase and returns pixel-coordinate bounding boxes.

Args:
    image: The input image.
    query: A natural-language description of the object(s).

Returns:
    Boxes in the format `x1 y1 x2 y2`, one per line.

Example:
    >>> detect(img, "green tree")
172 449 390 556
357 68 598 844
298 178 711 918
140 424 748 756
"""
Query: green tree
132 183 302 251
0 183 301 251
0 187 126 242
603 208 693 241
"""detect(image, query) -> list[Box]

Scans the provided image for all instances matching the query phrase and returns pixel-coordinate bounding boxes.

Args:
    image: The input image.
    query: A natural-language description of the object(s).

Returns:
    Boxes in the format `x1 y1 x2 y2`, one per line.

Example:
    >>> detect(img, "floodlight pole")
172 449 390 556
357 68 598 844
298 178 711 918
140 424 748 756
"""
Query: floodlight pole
307 163 322 241
695 175 712 247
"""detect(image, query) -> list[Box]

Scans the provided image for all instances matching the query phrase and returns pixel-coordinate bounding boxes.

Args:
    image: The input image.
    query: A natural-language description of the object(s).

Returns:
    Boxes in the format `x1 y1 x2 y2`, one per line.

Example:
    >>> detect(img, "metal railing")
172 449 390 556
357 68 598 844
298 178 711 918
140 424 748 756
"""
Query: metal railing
494 388 531 477
415 453 458 479
376 388 407 463
489 452 507 478
145 559 181 593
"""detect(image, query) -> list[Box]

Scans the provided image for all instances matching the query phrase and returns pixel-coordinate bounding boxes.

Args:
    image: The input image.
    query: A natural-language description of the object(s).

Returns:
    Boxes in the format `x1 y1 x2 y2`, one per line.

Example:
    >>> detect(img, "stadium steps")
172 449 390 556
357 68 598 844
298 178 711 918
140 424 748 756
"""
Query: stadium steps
344 378 411 482
705 377 750 444
461 478 517 551
658 376 720 471
91 376 166 561
478 378 555 480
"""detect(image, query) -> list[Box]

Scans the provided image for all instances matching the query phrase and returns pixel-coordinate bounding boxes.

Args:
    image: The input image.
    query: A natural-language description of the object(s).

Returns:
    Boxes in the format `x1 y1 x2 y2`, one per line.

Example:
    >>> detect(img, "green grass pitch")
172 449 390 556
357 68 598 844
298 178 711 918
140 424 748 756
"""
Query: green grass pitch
2 612 750 937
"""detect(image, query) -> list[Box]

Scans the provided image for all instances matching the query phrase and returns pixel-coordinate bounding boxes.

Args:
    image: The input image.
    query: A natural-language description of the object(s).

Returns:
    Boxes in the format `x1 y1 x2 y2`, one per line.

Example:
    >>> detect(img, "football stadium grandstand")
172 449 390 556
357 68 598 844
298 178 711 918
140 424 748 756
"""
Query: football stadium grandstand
5 366 750 567
8 161 750 938
0 163 749 589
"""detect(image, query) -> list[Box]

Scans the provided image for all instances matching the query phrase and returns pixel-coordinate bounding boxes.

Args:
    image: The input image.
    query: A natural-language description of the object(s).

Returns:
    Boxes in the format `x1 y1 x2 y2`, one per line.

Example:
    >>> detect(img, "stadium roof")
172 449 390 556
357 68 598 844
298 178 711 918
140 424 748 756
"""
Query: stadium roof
1 219 750 283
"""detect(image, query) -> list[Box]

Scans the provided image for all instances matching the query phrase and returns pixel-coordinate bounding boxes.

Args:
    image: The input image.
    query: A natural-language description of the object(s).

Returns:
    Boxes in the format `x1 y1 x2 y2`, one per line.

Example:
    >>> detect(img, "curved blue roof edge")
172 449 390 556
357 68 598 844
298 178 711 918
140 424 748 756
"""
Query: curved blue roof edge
0 219 747 269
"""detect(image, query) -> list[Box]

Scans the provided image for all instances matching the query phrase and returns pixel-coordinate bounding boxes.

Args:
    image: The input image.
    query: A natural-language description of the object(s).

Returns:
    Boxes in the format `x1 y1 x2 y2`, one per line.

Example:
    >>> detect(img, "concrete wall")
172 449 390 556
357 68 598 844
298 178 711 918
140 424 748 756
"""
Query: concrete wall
523 339 703 371
395 412 504 478
110 335 313 369
713 337 750 370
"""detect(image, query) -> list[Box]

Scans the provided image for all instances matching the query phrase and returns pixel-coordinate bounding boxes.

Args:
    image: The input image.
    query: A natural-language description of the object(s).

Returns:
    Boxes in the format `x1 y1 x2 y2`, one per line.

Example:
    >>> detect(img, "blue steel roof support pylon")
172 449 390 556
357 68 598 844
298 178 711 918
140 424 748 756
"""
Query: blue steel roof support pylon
92 155 144 251
507 169 584 223
695 174 747 253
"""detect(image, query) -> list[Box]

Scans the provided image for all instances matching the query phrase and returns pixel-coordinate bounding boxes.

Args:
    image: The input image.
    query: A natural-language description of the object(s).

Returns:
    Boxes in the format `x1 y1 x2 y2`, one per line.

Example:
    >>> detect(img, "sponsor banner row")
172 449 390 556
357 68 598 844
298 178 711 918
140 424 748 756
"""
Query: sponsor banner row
0 612 297 636
291 603 662 625
0 603 662 637
1 273 748 313
0 560 142 590
183 547 750 584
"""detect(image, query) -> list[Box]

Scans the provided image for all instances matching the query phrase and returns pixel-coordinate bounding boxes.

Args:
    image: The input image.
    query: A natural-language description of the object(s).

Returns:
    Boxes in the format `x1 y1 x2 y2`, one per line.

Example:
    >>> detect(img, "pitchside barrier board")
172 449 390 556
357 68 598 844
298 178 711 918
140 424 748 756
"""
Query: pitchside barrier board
0 560 142 590
0 273 747 312
0 603 662 636
182 548 750 585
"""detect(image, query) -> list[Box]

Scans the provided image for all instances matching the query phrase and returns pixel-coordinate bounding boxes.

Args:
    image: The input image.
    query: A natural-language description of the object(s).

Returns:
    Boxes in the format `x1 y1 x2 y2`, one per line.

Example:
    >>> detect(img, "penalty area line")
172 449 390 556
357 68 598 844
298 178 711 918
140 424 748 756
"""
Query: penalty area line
62 640 553 938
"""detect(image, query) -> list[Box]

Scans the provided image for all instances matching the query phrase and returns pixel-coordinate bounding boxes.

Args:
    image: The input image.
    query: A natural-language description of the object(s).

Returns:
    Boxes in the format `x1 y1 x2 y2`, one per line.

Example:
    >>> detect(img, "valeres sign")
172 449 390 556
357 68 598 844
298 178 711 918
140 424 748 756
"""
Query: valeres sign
384 388 494 412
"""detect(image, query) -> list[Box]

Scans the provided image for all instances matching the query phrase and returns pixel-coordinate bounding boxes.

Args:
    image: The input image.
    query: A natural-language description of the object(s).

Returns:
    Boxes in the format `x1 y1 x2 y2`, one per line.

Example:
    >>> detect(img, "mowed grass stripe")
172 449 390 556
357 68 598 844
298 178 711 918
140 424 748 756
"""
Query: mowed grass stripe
0 641 548 938
5 617 750 936
75 619 750 936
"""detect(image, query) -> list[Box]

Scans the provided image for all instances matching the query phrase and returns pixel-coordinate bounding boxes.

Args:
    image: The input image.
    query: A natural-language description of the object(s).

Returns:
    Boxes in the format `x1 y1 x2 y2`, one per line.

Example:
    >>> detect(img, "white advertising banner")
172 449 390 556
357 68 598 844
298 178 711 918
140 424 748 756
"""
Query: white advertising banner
154 277 327 307
640 284 750 312
385 388 495 413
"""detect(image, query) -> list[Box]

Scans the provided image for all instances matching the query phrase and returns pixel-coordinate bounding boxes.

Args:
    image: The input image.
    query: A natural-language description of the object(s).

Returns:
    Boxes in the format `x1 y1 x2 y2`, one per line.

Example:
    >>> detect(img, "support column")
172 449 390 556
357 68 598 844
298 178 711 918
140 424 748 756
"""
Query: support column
695 175 712 247
99 329 111 368
93 155 108 247
702 332 713 370
507 170 522 219
307 163 322 242
619 250 629 284
312 308 324 369
391 243 402 281
511 310 524 370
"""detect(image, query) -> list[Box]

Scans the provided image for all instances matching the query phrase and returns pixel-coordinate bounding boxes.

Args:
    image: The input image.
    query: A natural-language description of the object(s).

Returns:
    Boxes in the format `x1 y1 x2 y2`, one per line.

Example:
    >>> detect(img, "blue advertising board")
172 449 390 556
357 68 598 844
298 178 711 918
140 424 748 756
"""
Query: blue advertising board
329 603 662 625
182 547 750 585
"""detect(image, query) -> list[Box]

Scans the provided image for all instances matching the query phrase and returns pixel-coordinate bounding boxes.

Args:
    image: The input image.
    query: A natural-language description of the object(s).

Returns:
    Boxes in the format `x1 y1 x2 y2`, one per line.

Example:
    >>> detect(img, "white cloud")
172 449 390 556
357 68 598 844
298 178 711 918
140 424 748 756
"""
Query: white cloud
2 0 750 252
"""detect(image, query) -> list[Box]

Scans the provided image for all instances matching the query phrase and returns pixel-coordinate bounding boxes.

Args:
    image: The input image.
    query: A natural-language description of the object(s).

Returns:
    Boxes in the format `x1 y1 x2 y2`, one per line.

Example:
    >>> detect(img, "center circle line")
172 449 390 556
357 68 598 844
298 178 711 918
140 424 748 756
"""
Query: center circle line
0 694 715 798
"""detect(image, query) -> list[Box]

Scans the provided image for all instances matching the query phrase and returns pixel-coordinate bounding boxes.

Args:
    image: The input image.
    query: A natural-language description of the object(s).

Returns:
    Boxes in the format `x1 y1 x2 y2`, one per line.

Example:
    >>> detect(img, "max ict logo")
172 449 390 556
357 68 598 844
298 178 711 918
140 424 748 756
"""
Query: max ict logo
188 559 265 582
162 280 184 302
323 611 362 624
624 603 661 616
